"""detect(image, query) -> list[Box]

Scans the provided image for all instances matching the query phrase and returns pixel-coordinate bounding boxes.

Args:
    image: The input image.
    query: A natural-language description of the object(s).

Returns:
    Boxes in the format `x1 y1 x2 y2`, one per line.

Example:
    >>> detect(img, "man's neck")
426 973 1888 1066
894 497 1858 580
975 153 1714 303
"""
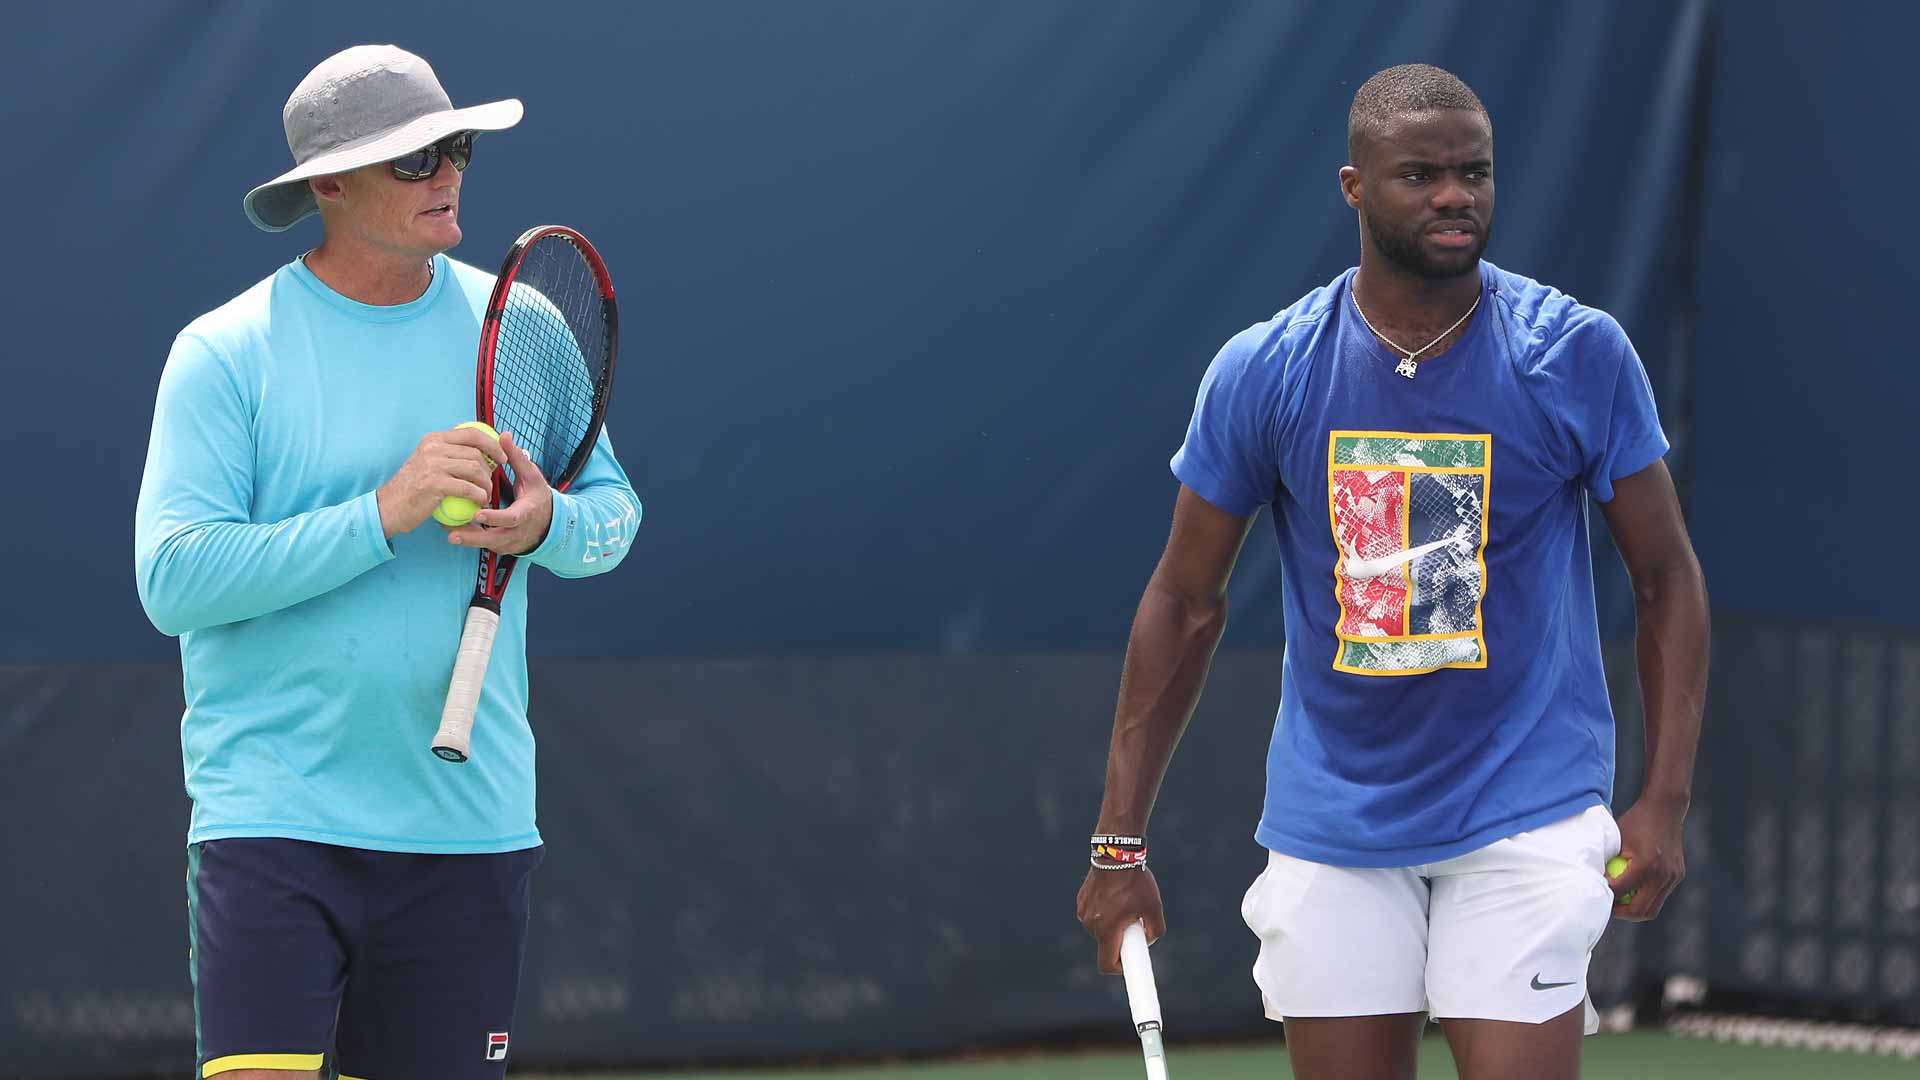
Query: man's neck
1353 253 1481 334
303 239 437 306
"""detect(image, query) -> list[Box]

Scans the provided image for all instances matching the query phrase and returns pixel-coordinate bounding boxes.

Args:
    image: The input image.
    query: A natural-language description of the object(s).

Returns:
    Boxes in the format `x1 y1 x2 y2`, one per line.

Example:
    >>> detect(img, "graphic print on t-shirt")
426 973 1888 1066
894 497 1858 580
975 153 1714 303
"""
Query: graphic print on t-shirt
1327 431 1491 675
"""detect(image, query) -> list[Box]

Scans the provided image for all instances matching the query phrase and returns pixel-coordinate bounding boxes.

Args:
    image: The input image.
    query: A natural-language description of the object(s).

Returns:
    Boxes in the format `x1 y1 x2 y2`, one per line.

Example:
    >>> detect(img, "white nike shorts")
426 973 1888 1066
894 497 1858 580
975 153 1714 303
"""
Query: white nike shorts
1240 804 1619 1033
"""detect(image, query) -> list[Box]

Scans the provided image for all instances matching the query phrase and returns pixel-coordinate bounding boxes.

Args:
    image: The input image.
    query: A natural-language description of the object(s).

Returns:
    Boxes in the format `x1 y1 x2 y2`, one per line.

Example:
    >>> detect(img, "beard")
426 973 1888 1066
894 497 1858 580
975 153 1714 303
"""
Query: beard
1364 203 1492 279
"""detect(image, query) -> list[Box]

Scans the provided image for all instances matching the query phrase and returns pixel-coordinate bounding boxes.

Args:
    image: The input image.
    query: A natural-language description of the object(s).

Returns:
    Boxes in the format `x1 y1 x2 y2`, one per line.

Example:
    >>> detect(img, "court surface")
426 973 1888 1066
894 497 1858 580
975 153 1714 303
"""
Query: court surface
519 1030 1917 1078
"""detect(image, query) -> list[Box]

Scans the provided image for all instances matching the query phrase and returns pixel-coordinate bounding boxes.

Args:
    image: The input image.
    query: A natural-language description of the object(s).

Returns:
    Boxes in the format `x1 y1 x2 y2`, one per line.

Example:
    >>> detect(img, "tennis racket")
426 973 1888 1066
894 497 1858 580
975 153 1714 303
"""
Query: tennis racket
431 224 618 763
1121 922 1169 1080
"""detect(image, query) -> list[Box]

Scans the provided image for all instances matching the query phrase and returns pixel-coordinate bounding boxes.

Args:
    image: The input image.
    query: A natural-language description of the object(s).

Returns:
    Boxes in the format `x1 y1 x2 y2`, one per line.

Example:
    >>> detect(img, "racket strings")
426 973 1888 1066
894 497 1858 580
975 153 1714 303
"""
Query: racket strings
490 237 612 487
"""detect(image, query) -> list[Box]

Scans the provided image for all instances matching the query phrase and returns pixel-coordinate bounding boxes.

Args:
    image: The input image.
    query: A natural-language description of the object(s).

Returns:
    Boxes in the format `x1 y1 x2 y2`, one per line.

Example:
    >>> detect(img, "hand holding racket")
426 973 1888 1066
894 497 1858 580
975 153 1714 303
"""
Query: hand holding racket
442 430 553 554
431 224 618 763
1121 922 1170 1080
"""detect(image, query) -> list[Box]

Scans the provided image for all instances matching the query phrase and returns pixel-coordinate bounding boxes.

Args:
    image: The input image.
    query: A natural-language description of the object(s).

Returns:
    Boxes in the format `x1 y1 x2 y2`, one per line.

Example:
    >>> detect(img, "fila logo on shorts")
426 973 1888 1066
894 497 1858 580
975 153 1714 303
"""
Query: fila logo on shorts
487 1031 510 1060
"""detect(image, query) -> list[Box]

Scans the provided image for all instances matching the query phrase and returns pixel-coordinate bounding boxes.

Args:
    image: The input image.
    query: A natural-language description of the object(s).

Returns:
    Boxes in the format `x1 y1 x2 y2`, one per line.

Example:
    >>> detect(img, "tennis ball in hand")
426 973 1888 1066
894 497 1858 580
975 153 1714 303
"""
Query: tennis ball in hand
433 421 500 527
1606 855 1636 905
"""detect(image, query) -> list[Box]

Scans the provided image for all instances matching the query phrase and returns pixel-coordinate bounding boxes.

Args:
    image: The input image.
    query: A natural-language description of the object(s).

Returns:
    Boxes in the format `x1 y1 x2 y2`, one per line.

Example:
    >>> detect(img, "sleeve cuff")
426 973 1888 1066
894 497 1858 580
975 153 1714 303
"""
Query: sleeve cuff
525 488 579 564
1591 434 1671 503
1170 454 1261 517
353 490 396 562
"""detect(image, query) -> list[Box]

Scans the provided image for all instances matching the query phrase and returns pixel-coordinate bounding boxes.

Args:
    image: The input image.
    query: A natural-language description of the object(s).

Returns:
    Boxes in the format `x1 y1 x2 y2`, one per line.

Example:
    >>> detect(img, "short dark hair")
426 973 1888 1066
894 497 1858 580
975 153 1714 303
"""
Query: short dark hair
1348 64 1489 162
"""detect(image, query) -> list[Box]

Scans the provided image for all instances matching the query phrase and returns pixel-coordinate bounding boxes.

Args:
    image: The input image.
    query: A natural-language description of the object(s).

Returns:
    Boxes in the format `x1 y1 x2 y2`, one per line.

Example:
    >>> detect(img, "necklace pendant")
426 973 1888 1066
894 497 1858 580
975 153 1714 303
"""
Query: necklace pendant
1395 356 1419 379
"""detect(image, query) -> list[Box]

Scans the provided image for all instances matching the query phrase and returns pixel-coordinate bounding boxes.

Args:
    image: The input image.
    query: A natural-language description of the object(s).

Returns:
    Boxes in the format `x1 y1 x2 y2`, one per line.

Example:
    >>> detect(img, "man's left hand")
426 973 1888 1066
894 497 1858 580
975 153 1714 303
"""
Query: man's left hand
444 431 553 556
1610 797 1688 922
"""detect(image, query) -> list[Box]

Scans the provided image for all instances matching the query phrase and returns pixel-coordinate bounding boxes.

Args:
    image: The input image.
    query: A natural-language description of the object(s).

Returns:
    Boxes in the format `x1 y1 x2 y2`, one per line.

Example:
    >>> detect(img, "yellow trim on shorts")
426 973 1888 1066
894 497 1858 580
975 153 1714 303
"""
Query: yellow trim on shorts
339 1075 371 1079
202 1052 326 1075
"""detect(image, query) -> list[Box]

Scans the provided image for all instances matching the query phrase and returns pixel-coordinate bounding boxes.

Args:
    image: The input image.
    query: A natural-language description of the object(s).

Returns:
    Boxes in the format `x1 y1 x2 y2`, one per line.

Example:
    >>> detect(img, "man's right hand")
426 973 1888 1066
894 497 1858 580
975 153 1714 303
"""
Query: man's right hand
1076 866 1166 974
1076 487 1248 977
375 426 507 539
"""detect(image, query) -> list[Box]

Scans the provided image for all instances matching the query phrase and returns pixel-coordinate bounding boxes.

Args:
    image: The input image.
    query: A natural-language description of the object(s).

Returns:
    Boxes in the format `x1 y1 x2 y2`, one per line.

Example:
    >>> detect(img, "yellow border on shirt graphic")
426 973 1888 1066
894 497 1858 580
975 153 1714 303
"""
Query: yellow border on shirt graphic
1326 430 1492 676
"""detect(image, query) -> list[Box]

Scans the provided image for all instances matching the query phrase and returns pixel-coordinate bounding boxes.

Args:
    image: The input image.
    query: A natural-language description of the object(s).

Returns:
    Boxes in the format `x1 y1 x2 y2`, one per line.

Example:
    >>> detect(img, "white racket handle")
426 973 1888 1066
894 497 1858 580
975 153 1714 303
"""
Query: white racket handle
432 604 500 762
1121 922 1161 1028
1121 921 1167 1077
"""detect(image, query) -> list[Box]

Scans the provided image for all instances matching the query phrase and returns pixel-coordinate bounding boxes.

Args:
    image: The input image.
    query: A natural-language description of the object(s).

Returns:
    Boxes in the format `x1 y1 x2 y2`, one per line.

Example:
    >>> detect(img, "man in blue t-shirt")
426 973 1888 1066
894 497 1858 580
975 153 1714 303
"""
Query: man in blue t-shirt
135 46 640 1080
1076 64 1708 1080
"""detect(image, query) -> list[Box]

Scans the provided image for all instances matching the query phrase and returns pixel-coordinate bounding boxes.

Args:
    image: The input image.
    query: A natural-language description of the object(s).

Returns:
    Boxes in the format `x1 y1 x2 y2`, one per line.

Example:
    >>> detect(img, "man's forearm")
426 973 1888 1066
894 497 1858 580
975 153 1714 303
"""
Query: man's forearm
526 484 641 578
1094 585 1229 836
526 430 642 578
1633 560 1710 807
136 493 394 637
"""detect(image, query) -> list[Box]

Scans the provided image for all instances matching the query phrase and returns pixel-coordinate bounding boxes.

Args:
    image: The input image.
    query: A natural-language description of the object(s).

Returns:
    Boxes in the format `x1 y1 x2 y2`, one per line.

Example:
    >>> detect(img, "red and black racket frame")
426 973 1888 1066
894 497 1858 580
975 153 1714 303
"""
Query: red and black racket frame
467 225 619 615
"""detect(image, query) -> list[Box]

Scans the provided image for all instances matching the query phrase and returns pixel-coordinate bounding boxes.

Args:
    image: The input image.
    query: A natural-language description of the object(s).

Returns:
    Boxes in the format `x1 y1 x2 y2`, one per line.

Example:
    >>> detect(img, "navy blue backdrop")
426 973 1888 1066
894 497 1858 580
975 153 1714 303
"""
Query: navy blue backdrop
1687 2 1920 1026
7 0 1717 665
3 1 1912 1075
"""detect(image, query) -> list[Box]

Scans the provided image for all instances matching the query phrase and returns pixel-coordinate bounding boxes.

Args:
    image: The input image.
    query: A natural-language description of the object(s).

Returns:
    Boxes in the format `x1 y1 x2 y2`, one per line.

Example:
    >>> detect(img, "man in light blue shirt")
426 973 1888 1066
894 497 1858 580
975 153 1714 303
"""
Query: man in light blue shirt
134 45 639 1080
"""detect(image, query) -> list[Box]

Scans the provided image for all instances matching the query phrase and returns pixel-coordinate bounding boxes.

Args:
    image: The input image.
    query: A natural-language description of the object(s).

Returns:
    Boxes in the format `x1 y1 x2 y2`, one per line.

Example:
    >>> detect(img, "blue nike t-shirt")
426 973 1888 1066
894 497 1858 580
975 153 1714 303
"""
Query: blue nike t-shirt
1172 261 1668 867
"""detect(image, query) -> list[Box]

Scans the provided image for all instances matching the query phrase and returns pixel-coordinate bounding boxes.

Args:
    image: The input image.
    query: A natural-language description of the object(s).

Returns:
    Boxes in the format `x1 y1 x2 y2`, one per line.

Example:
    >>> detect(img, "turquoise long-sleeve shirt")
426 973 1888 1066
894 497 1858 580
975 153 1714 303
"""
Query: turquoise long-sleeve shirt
135 254 640 853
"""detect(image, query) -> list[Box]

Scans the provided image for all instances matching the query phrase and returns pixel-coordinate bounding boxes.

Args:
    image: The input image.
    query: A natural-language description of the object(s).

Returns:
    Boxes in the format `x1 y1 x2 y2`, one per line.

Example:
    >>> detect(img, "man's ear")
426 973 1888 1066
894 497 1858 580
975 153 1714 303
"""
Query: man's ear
309 173 346 206
1338 165 1363 210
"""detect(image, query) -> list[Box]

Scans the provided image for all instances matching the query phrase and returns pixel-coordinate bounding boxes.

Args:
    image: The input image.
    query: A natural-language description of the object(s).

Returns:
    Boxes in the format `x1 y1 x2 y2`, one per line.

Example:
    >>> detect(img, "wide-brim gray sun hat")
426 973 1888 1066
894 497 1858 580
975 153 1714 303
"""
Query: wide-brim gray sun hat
244 44 522 232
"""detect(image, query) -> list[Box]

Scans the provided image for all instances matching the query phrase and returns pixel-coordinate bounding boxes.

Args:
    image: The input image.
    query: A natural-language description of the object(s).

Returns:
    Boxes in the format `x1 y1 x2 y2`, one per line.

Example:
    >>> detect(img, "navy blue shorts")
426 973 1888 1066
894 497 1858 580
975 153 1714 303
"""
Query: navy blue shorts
186 838 543 1078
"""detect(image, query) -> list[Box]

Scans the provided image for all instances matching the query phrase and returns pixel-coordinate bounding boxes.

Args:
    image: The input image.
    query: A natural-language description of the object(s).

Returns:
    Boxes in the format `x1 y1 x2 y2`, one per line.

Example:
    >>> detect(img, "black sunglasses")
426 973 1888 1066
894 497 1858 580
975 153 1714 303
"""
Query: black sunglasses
388 132 473 181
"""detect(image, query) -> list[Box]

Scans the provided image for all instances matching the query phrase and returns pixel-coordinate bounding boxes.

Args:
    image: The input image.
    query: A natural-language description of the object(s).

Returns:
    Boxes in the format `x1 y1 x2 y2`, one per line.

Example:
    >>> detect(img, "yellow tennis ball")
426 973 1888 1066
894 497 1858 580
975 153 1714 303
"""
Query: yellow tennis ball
1606 855 1635 905
435 421 500 526
433 496 479 527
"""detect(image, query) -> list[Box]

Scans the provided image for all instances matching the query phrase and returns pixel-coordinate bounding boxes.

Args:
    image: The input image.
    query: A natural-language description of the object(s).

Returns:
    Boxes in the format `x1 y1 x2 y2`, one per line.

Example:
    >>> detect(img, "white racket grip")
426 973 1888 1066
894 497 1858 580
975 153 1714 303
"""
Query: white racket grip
1121 914 1159 1076
432 605 501 762
1122 921 1168 1078
1120 922 1162 1031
